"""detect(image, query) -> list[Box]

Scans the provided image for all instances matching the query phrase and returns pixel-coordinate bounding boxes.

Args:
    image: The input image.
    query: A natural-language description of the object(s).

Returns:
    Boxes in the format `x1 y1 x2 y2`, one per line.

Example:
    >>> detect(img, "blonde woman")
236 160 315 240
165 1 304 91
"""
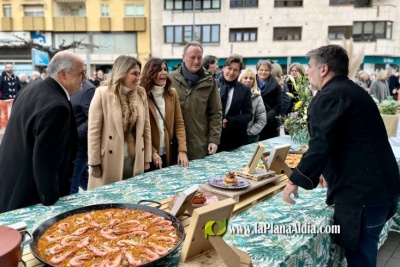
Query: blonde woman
285 62 305 114
238 69 267 144
370 70 390 102
271 63 291 115
88 55 152 189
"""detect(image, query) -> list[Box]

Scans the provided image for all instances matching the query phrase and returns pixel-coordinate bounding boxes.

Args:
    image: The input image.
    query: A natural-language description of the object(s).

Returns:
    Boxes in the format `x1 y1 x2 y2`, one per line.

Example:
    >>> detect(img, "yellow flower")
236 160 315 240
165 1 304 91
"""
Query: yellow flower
294 101 303 110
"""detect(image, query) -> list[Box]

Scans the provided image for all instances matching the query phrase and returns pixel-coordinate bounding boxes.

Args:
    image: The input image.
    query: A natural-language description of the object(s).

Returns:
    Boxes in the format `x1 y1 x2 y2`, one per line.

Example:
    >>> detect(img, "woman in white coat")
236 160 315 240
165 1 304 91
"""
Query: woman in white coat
238 69 267 144
87 55 152 189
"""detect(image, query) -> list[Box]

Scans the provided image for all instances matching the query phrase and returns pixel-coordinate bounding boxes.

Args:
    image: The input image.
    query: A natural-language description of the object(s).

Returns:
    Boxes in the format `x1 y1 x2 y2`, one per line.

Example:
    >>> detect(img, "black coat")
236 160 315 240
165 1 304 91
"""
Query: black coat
0 77 78 213
289 76 400 249
70 80 96 155
258 75 282 140
217 80 252 152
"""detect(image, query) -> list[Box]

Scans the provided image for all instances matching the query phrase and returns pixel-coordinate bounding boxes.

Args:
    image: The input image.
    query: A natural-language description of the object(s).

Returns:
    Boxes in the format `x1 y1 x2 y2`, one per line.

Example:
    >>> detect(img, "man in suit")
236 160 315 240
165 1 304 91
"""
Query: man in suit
283 45 400 267
0 50 85 213
70 79 96 194
216 55 252 151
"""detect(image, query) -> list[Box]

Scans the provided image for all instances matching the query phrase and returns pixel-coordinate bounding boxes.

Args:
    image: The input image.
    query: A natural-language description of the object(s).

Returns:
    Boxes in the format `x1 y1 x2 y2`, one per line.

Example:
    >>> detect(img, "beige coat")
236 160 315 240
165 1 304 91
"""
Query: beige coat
148 88 187 166
87 86 152 189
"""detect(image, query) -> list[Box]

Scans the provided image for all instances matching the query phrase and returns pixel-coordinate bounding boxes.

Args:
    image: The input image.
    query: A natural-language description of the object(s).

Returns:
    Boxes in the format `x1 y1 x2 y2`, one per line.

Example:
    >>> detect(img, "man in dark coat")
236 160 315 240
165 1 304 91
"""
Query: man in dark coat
283 45 400 267
0 51 85 213
217 55 252 152
70 79 96 194
387 67 400 100
0 63 21 99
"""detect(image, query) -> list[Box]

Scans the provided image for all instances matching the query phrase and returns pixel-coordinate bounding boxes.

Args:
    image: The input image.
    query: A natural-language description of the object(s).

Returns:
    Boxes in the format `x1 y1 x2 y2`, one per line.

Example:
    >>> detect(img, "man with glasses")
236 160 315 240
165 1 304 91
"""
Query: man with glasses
0 50 85 212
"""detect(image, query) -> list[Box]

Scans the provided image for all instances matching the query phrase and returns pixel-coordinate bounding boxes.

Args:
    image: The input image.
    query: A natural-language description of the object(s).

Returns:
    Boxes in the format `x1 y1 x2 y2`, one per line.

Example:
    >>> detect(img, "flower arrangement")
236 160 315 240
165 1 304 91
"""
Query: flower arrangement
284 74 313 144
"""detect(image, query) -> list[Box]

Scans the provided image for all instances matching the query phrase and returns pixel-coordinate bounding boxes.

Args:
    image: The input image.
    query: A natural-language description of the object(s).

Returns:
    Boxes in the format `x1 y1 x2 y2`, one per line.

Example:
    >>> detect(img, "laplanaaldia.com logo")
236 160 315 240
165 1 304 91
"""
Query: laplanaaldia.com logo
204 219 227 238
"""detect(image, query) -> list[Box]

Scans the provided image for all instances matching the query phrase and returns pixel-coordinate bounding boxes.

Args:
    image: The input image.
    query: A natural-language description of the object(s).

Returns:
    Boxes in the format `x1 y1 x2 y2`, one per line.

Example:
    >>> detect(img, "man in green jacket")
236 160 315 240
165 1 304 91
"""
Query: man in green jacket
169 41 222 160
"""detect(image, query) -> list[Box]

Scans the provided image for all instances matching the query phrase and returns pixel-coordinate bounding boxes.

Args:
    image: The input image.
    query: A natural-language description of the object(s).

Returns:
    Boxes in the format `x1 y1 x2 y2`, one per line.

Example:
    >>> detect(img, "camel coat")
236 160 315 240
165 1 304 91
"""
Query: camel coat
87 86 152 189
148 88 187 166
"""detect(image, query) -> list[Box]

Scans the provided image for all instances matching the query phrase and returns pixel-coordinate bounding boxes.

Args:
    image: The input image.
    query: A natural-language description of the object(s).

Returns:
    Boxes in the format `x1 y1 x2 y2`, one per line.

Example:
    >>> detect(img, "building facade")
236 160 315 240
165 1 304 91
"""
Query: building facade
151 0 400 74
0 0 150 75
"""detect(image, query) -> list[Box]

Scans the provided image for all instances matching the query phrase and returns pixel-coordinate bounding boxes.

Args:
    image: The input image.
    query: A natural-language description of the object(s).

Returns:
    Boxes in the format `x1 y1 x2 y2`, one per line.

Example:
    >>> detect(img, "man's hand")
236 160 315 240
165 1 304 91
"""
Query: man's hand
208 143 218 154
319 175 328 188
283 182 299 204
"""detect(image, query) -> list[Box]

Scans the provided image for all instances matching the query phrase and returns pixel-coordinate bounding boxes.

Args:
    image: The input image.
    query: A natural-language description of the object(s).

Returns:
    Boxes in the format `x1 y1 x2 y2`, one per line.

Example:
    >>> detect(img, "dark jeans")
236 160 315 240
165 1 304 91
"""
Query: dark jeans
345 195 399 267
70 154 89 194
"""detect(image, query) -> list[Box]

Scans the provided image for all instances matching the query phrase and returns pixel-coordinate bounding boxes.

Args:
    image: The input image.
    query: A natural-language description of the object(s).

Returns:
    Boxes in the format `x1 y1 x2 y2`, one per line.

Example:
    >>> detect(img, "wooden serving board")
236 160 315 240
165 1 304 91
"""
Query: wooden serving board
199 174 283 203
234 169 276 181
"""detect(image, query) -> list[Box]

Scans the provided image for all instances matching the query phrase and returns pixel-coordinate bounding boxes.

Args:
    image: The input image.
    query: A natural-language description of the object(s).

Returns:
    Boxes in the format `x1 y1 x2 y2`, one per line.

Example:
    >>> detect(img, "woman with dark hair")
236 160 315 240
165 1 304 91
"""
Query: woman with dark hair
256 60 282 140
87 55 152 189
141 58 189 169
217 55 252 151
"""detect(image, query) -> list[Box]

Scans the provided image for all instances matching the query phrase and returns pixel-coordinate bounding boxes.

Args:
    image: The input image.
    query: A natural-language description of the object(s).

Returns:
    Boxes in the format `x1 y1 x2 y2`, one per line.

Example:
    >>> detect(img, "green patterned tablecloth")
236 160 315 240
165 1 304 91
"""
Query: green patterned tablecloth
0 136 398 267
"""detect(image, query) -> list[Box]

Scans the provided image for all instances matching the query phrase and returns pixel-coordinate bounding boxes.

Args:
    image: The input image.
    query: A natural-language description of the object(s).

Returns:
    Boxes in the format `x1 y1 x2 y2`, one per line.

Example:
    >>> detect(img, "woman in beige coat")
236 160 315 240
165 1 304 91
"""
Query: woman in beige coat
141 58 189 169
87 56 152 189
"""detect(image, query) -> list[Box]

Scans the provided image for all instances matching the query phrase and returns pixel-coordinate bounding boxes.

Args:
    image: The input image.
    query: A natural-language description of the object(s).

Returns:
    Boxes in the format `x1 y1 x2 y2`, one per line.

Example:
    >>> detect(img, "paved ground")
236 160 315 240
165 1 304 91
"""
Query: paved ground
378 231 400 267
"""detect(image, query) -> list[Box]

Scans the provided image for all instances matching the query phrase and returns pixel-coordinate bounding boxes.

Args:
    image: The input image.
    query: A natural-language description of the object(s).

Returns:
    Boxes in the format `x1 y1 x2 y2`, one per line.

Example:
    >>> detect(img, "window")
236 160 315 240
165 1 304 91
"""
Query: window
165 0 221 11
101 4 109 17
274 0 303 7
70 8 86 16
230 0 258 8
3 5 11 17
354 0 372 7
229 28 257 42
328 26 352 40
24 5 44 17
125 4 145 17
352 21 392 41
273 27 301 41
164 25 220 44
329 0 354 5
54 33 137 55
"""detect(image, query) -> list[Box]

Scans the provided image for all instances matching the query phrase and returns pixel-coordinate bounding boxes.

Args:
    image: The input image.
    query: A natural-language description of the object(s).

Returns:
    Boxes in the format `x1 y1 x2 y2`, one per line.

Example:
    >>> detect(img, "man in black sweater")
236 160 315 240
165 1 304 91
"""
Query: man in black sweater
283 45 400 267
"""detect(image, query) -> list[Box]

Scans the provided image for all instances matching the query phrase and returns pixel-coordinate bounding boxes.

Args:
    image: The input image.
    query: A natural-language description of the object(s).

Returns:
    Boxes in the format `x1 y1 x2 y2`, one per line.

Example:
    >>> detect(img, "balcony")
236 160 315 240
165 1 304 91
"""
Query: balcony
1 18 13 31
22 17 45 31
124 17 146 32
53 17 87 31
100 17 111 32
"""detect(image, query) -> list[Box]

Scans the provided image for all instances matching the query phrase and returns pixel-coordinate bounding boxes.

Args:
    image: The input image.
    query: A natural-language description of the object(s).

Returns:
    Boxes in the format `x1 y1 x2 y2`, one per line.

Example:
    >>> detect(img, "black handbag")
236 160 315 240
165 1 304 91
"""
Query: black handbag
149 93 179 160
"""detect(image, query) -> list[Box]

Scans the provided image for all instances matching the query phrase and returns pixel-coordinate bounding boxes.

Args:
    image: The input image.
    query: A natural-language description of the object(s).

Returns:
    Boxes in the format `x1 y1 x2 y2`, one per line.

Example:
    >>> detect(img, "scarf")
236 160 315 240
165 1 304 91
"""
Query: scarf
181 63 203 88
257 75 268 95
120 85 138 159
218 74 238 117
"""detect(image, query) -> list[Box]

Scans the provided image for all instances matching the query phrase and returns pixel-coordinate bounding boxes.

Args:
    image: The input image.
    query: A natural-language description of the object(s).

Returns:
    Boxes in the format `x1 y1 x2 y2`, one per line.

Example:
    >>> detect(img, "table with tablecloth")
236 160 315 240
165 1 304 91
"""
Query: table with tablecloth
0 136 399 267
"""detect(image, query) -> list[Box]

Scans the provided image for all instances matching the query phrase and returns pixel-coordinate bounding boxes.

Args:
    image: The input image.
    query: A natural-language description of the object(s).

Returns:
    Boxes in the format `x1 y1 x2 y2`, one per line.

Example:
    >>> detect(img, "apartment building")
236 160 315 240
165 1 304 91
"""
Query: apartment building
151 0 400 74
0 0 150 75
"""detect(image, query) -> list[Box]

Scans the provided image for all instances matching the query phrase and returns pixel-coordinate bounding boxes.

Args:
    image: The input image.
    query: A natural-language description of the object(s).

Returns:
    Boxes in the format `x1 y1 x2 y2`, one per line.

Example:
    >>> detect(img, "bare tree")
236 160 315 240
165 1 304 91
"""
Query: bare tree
0 35 99 59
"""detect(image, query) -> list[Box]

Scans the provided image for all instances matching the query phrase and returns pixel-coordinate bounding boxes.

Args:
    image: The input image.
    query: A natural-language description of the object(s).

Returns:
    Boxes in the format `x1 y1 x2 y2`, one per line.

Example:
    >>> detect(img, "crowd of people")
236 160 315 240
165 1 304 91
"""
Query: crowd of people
0 43 400 267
